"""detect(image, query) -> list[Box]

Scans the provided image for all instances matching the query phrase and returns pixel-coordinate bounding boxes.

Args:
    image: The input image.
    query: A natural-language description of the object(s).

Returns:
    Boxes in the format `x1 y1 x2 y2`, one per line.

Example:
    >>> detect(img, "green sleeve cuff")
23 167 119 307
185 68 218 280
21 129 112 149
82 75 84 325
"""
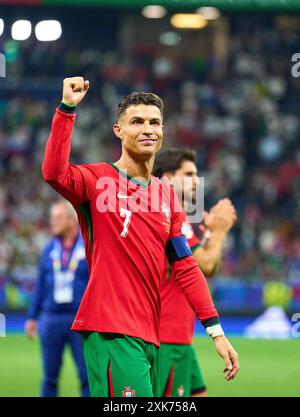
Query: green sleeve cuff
191 243 201 252
202 316 220 328
59 102 77 114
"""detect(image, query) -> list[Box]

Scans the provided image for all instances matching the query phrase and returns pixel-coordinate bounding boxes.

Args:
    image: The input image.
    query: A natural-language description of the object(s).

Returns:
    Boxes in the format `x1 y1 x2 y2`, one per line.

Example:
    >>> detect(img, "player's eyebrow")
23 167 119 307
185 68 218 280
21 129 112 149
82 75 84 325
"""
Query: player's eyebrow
129 116 162 124
184 171 197 175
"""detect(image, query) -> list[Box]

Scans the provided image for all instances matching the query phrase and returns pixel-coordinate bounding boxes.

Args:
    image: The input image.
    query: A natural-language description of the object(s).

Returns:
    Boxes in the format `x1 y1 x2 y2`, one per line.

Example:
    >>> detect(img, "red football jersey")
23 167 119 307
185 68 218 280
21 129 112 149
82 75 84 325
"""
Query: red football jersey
160 214 201 344
42 109 218 347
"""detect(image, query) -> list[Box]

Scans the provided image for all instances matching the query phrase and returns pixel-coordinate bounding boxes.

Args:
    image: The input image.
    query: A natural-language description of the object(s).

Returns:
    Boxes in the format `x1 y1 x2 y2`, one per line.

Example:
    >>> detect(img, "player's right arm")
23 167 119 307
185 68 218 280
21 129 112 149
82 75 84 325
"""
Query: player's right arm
42 77 90 206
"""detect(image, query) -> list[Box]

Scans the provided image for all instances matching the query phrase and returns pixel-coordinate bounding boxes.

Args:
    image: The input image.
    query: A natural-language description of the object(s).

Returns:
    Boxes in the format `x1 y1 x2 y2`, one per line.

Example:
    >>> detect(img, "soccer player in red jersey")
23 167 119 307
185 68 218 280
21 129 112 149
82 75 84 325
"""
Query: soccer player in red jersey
42 76 239 397
154 149 237 397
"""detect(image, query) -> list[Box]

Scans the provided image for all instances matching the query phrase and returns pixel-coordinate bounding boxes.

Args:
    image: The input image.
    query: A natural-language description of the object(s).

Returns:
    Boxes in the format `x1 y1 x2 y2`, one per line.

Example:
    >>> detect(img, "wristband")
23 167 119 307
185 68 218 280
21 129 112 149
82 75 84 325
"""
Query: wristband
59 101 77 114
206 324 224 338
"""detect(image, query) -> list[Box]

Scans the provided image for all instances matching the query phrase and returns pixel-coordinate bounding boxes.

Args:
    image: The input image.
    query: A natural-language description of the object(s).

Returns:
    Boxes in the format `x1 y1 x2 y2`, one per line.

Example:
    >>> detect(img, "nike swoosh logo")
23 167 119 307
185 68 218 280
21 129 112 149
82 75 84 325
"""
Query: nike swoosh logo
117 192 135 199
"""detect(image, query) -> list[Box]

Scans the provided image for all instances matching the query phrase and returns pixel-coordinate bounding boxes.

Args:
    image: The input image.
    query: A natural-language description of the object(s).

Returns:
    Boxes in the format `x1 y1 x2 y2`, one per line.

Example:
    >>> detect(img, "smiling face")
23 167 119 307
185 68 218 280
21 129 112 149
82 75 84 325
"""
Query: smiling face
113 104 164 161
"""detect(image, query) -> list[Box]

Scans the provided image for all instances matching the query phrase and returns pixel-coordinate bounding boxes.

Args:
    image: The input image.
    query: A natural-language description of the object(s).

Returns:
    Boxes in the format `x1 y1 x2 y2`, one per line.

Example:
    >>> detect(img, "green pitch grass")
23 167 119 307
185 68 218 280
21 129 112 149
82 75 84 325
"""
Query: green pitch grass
0 334 299 397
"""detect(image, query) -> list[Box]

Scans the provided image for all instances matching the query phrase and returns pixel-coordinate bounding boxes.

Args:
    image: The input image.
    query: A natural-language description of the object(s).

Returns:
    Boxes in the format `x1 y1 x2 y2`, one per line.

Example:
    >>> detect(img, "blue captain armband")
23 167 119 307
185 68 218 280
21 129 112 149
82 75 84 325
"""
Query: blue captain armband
166 235 192 263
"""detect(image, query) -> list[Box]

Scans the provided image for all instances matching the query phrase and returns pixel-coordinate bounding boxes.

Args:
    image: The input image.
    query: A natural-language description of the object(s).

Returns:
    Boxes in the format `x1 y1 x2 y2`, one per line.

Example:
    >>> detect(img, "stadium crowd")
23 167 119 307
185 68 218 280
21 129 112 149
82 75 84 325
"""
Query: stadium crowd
0 15 299 307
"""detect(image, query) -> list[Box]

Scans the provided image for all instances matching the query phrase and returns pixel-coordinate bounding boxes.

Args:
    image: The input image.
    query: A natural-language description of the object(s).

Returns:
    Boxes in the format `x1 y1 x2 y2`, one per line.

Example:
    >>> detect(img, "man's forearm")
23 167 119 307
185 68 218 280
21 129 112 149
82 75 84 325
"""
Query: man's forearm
42 104 76 182
43 75 89 184
42 104 90 206
27 290 43 320
193 230 226 277
172 255 220 328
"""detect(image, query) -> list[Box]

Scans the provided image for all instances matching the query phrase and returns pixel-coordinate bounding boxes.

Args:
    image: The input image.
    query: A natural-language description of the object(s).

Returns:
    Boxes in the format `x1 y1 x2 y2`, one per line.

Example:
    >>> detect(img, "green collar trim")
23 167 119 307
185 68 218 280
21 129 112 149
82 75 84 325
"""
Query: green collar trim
110 162 151 189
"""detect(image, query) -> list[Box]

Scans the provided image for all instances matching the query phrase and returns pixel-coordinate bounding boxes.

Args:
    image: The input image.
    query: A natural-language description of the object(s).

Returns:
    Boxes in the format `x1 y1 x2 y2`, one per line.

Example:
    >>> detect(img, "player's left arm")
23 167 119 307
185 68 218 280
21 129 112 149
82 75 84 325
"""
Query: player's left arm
170 256 239 380
167 191 239 380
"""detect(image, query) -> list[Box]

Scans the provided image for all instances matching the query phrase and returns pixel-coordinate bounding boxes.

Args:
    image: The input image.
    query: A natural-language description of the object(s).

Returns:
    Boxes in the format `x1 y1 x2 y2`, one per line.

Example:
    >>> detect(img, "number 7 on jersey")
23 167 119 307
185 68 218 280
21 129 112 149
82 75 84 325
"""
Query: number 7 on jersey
120 208 132 237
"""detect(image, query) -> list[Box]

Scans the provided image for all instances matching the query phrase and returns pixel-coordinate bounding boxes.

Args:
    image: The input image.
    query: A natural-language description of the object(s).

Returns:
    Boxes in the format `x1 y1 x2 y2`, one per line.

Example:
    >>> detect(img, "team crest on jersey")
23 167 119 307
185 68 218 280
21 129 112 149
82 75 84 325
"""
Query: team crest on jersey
122 386 136 397
161 202 171 222
177 385 185 397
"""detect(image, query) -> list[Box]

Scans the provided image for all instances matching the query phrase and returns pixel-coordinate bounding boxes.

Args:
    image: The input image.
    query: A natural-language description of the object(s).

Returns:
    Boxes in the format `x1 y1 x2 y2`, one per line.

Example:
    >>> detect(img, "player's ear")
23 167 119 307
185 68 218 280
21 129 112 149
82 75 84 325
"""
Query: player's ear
113 123 122 140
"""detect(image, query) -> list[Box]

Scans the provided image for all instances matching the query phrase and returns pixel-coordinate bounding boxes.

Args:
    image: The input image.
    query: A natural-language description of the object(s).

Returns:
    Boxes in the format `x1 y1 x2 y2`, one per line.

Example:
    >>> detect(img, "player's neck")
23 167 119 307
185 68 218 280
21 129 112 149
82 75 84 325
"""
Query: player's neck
61 228 78 249
114 154 154 182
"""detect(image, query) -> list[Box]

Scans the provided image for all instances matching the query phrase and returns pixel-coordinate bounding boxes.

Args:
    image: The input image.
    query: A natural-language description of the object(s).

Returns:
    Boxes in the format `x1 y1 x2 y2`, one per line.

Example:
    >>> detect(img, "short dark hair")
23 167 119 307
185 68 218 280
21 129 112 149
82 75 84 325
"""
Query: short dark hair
117 92 164 120
153 148 197 178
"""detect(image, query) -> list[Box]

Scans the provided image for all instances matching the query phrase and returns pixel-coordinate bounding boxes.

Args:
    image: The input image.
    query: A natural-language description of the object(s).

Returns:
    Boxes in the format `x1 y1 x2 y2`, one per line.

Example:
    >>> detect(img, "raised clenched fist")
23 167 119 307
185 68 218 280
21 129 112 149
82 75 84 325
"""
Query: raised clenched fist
62 76 90 106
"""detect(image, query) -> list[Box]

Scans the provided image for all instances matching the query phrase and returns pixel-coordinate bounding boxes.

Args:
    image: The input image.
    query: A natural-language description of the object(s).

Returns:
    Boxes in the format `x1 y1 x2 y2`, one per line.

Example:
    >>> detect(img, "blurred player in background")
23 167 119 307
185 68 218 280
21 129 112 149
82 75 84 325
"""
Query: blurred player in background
41 77 239 397
154 149 237 397
25 199 90 397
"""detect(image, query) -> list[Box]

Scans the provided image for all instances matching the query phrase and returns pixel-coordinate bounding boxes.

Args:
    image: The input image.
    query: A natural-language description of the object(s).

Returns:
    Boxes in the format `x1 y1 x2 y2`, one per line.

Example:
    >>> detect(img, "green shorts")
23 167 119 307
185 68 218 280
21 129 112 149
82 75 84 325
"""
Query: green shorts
82 332 160 397
159 343 206 397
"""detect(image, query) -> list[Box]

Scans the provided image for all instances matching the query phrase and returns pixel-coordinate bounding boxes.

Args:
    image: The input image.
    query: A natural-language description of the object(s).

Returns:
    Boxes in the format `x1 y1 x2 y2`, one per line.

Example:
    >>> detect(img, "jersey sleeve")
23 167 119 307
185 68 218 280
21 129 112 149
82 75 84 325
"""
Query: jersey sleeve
27 249 47 320
42 108 94 207
171 256 219 327
188 234 201 251
168 188 219 327
169 187 184 239
181 214 201 252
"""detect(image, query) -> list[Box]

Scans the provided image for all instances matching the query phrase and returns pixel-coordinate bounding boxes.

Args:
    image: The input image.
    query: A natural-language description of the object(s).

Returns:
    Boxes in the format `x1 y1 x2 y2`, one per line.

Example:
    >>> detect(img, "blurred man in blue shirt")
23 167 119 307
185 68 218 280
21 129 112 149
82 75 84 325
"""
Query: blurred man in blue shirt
25 199 90 397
